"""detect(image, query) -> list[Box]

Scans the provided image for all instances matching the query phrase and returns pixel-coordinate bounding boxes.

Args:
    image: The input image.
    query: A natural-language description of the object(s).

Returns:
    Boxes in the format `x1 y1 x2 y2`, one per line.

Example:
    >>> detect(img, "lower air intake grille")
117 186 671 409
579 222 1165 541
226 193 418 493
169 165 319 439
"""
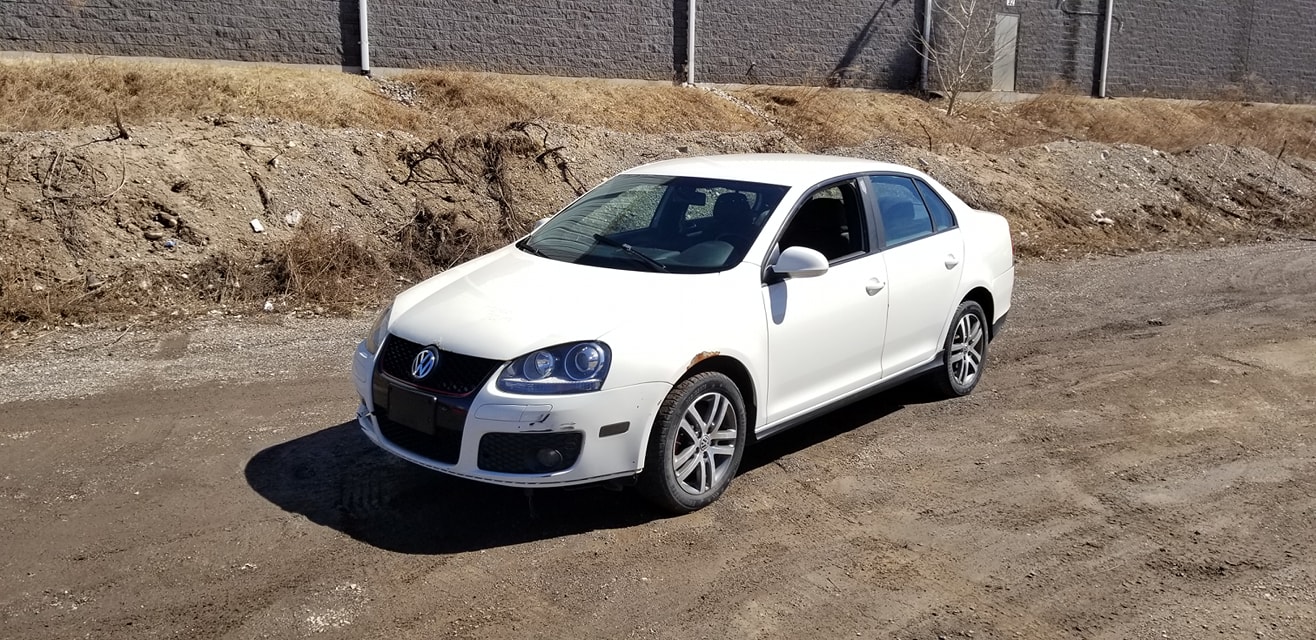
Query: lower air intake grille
377 417 461 464
477 432 583 474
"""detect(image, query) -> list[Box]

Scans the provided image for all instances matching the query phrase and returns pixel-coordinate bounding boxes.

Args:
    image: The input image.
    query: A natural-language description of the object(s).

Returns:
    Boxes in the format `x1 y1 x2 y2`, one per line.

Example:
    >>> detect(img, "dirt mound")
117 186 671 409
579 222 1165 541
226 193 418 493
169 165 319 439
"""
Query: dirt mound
832 138 1316 257
2 65 1315 330
0 118 802 328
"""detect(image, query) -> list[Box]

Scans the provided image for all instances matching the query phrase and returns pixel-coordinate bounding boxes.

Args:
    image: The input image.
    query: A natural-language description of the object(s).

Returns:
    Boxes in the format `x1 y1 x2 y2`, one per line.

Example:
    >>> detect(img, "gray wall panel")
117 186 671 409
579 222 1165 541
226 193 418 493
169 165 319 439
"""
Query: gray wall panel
0 0 352 65
1 1 1314 101
694 0 922 88
372 1 676 80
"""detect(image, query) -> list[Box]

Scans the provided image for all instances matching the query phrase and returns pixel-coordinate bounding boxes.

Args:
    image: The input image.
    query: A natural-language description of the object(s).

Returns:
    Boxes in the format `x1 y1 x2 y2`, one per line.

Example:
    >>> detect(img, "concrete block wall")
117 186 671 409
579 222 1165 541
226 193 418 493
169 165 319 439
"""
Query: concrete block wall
1107 0 1316 100
372 1 676 80
1106 0 1253 97
1013 0 1103 93
1006 0 1316 100
0 0 352 66
1 0 1314 101
1248 1 1316 101
694 0 922 88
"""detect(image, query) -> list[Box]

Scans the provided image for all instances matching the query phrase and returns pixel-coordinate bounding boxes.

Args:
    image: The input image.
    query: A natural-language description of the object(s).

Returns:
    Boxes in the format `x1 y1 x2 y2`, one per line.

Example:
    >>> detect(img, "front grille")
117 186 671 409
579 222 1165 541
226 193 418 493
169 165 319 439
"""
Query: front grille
378 416 462 464
378 335 503 396
478 432 583 474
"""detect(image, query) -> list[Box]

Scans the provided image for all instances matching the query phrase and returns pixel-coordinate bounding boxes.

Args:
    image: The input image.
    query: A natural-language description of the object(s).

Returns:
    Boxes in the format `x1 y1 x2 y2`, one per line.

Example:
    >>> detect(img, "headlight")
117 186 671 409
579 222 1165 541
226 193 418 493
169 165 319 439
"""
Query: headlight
525 350 556 380
364 304 392 354
499 342 610 394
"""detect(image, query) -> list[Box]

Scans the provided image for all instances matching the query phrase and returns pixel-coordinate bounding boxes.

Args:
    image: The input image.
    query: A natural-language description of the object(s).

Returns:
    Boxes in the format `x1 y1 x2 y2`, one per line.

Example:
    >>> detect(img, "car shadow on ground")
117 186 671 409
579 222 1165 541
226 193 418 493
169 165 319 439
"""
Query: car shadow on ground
740 378 935 474
244 380 938 555
244 422 663 555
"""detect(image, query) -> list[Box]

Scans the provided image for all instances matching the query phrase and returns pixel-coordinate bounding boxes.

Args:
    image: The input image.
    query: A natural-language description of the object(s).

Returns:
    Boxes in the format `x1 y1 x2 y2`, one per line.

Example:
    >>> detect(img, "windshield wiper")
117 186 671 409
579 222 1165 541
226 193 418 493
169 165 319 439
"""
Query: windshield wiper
592 234 669 273
516 238 550 259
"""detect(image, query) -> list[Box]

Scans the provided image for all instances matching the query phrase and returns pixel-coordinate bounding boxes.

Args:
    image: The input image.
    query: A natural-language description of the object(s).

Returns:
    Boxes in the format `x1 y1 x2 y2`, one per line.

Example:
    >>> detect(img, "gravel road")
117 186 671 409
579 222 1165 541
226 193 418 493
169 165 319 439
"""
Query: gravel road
2 241 1314 639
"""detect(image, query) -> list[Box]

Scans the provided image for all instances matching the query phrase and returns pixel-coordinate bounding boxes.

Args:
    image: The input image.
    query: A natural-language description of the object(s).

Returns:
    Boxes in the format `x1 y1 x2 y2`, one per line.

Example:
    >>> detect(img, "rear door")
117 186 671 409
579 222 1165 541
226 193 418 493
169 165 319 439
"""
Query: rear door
868 175 965 377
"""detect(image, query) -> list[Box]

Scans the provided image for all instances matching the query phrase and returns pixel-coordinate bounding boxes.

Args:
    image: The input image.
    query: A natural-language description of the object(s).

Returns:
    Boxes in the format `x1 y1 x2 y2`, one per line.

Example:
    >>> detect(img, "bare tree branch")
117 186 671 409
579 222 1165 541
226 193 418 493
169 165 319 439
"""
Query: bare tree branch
912 0 1007 115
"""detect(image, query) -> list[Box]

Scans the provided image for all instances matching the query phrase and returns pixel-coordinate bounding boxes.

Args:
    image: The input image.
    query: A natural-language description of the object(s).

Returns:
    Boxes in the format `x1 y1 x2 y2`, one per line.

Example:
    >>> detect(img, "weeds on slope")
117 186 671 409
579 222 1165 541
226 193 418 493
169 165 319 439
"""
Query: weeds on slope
4 58 1312 159
1014 93 1316 160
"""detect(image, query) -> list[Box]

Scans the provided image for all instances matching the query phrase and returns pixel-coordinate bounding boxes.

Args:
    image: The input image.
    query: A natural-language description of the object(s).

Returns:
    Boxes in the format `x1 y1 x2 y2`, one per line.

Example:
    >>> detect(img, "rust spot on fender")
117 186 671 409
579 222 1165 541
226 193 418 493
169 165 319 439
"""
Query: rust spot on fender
689 350 721 368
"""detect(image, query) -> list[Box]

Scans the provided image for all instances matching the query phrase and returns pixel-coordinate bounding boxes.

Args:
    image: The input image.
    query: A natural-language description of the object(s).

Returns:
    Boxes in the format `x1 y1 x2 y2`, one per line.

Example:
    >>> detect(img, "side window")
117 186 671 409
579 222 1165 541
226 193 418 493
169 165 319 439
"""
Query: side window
778 179 867 263
868 175 935 247
915 180 957 231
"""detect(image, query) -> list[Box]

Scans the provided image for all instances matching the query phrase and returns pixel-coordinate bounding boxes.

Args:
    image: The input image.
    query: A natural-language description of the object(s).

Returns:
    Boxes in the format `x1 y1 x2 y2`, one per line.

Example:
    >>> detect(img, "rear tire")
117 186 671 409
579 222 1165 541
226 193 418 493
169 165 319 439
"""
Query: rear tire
930 300 989 398
639 372 747 514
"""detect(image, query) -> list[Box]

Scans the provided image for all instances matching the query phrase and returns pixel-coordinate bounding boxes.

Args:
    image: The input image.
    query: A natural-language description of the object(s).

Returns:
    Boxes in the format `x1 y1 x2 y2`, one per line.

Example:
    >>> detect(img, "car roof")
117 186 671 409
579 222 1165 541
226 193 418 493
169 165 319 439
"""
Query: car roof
619 153 913 188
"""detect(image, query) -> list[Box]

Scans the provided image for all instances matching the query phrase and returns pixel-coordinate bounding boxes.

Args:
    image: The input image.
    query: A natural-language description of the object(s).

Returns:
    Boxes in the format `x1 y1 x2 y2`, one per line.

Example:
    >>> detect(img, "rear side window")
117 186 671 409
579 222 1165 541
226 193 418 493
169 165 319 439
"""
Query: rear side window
915 180 957 232
868 175 934 247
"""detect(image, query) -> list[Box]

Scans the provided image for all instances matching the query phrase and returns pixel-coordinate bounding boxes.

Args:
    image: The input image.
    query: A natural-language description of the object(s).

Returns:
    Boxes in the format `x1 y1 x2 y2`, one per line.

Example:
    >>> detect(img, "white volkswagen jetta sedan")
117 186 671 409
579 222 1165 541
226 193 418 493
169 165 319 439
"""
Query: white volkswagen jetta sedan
353 154 1014 512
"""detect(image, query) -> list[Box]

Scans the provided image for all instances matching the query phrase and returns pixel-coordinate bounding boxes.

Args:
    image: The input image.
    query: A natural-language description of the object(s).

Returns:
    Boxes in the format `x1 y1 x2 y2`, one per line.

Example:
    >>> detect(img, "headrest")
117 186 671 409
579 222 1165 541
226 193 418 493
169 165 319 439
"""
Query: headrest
795 197 846 229
712 192 752 220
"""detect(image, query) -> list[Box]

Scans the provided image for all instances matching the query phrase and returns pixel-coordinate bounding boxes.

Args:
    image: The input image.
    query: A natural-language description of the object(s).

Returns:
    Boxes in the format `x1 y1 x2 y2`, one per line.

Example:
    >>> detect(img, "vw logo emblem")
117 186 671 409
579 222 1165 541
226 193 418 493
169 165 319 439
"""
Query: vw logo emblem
411 346 440 379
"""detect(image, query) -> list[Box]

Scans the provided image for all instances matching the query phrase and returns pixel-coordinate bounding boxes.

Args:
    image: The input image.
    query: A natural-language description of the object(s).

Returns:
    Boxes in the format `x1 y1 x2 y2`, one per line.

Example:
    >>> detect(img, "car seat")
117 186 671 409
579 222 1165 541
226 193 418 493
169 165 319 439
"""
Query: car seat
710 192 754 237
780 198 852 261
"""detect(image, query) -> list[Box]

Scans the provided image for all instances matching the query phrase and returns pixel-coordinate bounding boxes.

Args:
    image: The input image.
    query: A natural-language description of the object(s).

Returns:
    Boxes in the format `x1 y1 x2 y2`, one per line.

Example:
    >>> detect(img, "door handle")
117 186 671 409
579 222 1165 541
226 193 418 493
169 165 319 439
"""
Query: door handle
865 278 886 295
944 254 960 269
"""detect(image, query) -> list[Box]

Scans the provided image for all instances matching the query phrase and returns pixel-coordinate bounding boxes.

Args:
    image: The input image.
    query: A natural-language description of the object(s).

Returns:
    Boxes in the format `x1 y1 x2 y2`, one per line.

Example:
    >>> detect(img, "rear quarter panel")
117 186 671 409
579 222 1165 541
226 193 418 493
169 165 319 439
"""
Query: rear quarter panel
957 208 1014 323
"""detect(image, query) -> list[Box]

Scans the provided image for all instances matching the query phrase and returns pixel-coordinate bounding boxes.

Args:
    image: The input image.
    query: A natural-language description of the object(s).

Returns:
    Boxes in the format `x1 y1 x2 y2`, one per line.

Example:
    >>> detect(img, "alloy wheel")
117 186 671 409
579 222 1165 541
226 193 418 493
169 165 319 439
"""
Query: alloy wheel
672 391 739 496
949 312 985 387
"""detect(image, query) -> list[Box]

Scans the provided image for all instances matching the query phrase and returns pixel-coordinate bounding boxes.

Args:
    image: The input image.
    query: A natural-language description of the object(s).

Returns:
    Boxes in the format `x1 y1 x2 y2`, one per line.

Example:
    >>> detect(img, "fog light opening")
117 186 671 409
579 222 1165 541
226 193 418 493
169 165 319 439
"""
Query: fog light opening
536 447 565 470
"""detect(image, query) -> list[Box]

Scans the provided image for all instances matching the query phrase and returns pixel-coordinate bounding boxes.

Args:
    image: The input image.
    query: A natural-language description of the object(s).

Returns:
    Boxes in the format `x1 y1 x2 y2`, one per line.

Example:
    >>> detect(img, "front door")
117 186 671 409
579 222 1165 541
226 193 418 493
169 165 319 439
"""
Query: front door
761 179 889 426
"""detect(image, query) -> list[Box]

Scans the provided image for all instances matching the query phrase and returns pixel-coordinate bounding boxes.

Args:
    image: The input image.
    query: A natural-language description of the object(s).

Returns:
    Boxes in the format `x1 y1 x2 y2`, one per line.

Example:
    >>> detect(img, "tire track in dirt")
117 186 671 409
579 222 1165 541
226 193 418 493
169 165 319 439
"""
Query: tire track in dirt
2 241 1315 639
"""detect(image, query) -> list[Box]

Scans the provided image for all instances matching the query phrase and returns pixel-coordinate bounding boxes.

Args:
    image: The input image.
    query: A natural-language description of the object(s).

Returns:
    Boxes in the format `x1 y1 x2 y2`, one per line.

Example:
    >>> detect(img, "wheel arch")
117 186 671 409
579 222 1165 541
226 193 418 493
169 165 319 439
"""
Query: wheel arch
962 286 996 339
686 355 757 435
634 353 761 470
635 358 756 512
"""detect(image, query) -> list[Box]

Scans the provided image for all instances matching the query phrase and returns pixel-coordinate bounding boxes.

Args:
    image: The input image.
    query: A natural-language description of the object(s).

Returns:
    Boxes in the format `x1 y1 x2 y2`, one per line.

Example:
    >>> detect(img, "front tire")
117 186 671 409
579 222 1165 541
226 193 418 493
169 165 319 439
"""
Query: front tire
930 300 989 398
639 372 747 514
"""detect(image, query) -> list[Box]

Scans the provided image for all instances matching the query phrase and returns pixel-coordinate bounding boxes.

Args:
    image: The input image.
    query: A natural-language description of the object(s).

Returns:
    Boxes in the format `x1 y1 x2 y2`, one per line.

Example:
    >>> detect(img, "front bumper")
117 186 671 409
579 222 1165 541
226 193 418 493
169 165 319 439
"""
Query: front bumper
352 339 670 487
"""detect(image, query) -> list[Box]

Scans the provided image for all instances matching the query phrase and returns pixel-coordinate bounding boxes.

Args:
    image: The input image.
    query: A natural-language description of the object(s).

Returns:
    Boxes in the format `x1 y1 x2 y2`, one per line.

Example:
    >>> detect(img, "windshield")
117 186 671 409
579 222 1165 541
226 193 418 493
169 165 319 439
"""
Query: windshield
519 174 790 274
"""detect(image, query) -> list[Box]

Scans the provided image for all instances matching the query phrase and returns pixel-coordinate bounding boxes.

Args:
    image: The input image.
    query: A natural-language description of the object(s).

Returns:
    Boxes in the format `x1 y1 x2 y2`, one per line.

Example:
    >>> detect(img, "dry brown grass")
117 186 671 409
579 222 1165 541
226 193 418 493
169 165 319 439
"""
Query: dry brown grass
731 86 948 149
0 58 429 132
0 247 91 326
0 59 766 137
179 223 414 315
730 86 1071 152
263 224 390 308
4 58 1311 160
0 224 405 330
1012 93 1316 159
737 86 1316 159
399 70 766 134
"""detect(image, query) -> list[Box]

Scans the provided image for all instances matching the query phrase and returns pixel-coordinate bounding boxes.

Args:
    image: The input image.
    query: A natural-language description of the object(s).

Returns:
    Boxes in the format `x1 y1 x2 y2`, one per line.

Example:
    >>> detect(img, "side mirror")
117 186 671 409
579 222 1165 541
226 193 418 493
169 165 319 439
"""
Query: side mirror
769 246 829 280
532 217 550 232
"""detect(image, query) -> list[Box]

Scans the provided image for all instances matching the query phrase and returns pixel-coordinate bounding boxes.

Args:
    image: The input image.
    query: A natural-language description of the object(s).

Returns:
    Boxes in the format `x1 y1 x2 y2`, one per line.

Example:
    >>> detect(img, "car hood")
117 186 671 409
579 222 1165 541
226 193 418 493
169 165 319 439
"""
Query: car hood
388 246 717 361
